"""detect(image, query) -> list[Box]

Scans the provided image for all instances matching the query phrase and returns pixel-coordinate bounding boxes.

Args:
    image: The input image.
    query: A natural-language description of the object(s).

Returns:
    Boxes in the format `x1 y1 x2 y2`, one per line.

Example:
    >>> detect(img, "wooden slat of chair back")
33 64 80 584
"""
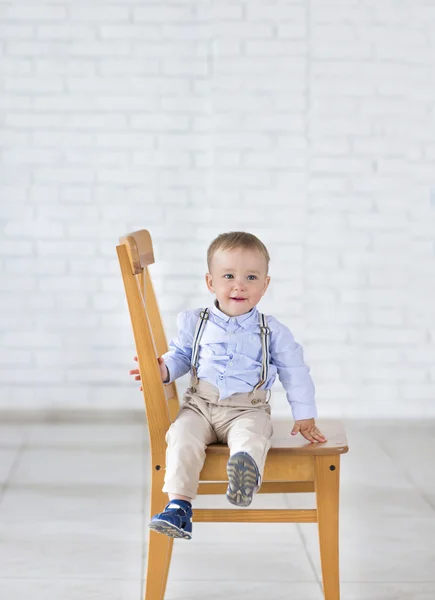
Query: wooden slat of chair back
117 230 179 452
144 266 179 420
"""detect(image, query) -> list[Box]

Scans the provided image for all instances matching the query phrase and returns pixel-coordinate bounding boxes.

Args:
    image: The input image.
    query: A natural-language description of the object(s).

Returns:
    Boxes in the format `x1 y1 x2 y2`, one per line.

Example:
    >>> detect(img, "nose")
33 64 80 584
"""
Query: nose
232 278 245 290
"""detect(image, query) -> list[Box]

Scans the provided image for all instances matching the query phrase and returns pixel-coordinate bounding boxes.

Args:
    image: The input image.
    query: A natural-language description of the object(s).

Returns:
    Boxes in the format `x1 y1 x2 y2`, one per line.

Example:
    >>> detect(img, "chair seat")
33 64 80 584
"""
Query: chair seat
205 419 348 457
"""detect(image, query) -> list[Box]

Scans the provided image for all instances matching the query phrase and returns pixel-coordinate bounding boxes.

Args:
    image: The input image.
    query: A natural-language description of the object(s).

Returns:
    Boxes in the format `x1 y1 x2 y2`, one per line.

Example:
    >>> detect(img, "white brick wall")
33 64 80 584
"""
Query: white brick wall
1 0 435 418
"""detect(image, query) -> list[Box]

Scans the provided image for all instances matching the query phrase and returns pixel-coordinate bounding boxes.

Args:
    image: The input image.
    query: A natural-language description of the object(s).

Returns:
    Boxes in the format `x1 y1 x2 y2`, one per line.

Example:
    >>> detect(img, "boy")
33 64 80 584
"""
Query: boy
130 231 326 540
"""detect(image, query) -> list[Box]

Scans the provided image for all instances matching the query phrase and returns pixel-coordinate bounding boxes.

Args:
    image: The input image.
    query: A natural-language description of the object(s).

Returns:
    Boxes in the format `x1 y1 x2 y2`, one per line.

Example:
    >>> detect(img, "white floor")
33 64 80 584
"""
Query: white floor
0 418 434 600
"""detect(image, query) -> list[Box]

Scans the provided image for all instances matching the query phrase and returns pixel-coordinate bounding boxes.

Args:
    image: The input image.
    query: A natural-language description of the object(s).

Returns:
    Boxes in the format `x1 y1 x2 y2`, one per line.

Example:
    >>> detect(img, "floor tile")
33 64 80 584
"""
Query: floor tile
0 484 143 517
0 425 31 448
26 423 146 450
10 448 144 487
0 578 141 600
0 449 20 485
340 582 435 600
372 430 435 498
167 542 317 582
0 540 142 579
191 521 303 545
0 503 143 544
164 581 323 600
302 516 435 582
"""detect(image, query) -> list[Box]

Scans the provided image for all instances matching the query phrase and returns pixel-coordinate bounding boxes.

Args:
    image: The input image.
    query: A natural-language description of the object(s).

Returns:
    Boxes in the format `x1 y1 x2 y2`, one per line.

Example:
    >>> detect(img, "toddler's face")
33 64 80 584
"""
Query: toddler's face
205 248 270 317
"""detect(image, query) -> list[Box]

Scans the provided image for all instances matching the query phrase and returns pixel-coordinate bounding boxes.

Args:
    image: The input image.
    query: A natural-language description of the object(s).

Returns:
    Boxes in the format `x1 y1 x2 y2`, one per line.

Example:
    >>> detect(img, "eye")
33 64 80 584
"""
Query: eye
247 275 257 280
223 274 234 279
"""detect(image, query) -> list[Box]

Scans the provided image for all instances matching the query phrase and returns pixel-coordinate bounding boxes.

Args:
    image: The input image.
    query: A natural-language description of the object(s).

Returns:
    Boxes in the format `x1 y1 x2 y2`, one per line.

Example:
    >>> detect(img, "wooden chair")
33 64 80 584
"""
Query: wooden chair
117 229 349 600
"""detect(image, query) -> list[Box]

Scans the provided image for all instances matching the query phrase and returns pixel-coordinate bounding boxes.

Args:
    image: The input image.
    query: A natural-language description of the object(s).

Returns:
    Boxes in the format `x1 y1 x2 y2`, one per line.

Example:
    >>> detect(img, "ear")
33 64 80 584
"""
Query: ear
262 275 271 296
205 273 214 293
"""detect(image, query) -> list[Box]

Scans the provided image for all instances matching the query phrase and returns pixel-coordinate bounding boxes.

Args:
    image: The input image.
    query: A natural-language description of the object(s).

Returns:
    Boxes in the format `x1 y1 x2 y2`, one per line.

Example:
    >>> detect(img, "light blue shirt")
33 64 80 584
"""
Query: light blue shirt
163 301 317 421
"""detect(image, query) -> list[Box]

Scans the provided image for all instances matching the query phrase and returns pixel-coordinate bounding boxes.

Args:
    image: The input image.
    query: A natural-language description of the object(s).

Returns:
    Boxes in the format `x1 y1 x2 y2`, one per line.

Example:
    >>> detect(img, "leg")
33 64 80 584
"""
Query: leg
163 402 217 499
149 402 216 539
315 455 341 600
221 407 273 506
225 407 273 482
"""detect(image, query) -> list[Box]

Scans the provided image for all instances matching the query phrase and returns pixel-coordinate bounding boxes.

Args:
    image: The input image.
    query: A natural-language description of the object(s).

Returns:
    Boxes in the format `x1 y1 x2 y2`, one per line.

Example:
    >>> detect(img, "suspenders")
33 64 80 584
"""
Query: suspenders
191 309 210 384
254 312 270 393
190 307 270 392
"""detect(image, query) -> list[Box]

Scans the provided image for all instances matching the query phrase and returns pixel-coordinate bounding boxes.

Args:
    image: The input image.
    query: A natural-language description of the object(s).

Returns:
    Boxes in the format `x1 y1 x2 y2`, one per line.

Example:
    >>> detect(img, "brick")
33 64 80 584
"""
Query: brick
0 349 33 366
98 24 161 40
277 23 307 39
6 258 66 275
69 6 129 21
133 6 192 22
0 369 64 384
1 332 62 348
0 24 34 39
0 5 67 20
244 40 306 56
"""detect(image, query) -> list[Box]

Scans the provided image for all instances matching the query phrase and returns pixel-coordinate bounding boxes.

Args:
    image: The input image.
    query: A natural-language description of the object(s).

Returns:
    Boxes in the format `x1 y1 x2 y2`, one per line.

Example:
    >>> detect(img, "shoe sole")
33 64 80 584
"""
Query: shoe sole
148 519 192 540
226 453 258 507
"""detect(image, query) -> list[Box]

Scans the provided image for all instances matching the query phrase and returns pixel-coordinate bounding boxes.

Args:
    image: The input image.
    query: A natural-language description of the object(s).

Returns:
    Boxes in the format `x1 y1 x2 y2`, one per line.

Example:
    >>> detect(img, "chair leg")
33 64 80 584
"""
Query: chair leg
315 455 340 600
144 475 173 600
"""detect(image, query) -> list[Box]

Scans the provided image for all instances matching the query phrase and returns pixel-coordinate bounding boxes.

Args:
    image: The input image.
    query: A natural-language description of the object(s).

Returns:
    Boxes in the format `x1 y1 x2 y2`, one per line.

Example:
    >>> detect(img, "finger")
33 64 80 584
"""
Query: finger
139 386 143 391
301 430 316 443
312 429 327 442
157 357 163 363
312 427 327 441
135 375 141 381
134 356 138 362
291 423 300 436
129 369 139 375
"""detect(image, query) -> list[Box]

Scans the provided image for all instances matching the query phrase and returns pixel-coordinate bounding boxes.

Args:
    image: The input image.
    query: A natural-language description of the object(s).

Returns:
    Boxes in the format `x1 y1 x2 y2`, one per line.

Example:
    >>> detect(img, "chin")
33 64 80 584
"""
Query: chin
231 301 251 311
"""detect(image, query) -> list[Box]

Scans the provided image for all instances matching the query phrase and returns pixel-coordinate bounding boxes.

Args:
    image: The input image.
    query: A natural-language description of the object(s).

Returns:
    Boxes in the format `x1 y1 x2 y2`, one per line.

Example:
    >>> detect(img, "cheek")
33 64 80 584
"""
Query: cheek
254 283 266 296
215 280 229 292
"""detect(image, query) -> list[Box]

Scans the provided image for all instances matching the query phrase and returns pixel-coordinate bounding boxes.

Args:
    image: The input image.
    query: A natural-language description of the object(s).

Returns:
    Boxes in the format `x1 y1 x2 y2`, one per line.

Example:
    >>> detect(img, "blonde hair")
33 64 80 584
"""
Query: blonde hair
207 231 270 273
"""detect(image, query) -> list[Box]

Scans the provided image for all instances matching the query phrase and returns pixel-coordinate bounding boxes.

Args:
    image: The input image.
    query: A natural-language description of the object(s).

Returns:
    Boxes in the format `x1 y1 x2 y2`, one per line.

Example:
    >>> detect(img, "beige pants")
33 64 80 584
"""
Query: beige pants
162 378 273 499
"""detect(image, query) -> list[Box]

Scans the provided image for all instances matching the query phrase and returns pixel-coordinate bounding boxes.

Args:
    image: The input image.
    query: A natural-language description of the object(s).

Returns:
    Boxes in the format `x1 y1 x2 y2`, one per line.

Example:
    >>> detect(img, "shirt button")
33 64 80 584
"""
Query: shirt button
229 361 233 366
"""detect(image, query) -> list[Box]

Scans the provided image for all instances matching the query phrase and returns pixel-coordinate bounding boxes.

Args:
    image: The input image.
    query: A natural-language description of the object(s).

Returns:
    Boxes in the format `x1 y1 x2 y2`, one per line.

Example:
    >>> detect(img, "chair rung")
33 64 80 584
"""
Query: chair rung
197 481 314 495
193 509 317 523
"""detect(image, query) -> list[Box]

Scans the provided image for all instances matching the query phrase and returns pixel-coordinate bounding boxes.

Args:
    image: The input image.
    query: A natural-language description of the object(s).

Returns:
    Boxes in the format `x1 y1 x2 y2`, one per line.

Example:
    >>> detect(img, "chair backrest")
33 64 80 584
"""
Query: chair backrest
117 229 180 456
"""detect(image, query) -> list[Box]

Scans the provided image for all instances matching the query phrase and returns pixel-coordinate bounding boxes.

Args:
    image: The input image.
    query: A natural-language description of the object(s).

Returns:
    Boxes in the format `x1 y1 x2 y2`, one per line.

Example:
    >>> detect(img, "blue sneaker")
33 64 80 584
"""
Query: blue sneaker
226 452 260 507
148 500 193 540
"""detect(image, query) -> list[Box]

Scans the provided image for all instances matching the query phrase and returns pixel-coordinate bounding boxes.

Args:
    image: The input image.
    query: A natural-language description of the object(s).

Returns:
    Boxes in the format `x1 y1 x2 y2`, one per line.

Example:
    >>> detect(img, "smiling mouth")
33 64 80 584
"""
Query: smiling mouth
231 297 246 301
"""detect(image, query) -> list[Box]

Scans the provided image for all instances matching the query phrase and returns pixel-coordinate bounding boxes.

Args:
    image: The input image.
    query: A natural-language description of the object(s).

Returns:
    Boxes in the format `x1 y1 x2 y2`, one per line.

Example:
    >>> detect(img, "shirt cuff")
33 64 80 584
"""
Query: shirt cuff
162 357 185 384
291 404 318 421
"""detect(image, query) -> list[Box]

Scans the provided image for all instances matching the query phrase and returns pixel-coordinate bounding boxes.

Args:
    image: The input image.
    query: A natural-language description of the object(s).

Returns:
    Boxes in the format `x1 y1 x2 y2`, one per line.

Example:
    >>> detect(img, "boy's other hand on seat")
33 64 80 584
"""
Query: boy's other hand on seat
291 419 327 444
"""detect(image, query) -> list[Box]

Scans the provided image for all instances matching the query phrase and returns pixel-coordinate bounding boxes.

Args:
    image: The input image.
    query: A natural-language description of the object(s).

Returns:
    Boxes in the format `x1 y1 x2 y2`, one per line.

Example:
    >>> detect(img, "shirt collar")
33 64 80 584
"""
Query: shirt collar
210 299 258 329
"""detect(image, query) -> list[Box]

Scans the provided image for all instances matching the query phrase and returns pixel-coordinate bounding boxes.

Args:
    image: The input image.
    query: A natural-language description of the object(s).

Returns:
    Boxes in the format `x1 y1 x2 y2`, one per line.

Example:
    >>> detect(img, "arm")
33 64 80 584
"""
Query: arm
161 310 195 384
269 318 326 442
269 319 317 421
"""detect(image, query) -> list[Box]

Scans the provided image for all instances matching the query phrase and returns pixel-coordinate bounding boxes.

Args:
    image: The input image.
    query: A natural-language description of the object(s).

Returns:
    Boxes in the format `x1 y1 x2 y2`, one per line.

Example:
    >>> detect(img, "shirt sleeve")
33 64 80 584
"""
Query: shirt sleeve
161 310 196 384
269 317 317 421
